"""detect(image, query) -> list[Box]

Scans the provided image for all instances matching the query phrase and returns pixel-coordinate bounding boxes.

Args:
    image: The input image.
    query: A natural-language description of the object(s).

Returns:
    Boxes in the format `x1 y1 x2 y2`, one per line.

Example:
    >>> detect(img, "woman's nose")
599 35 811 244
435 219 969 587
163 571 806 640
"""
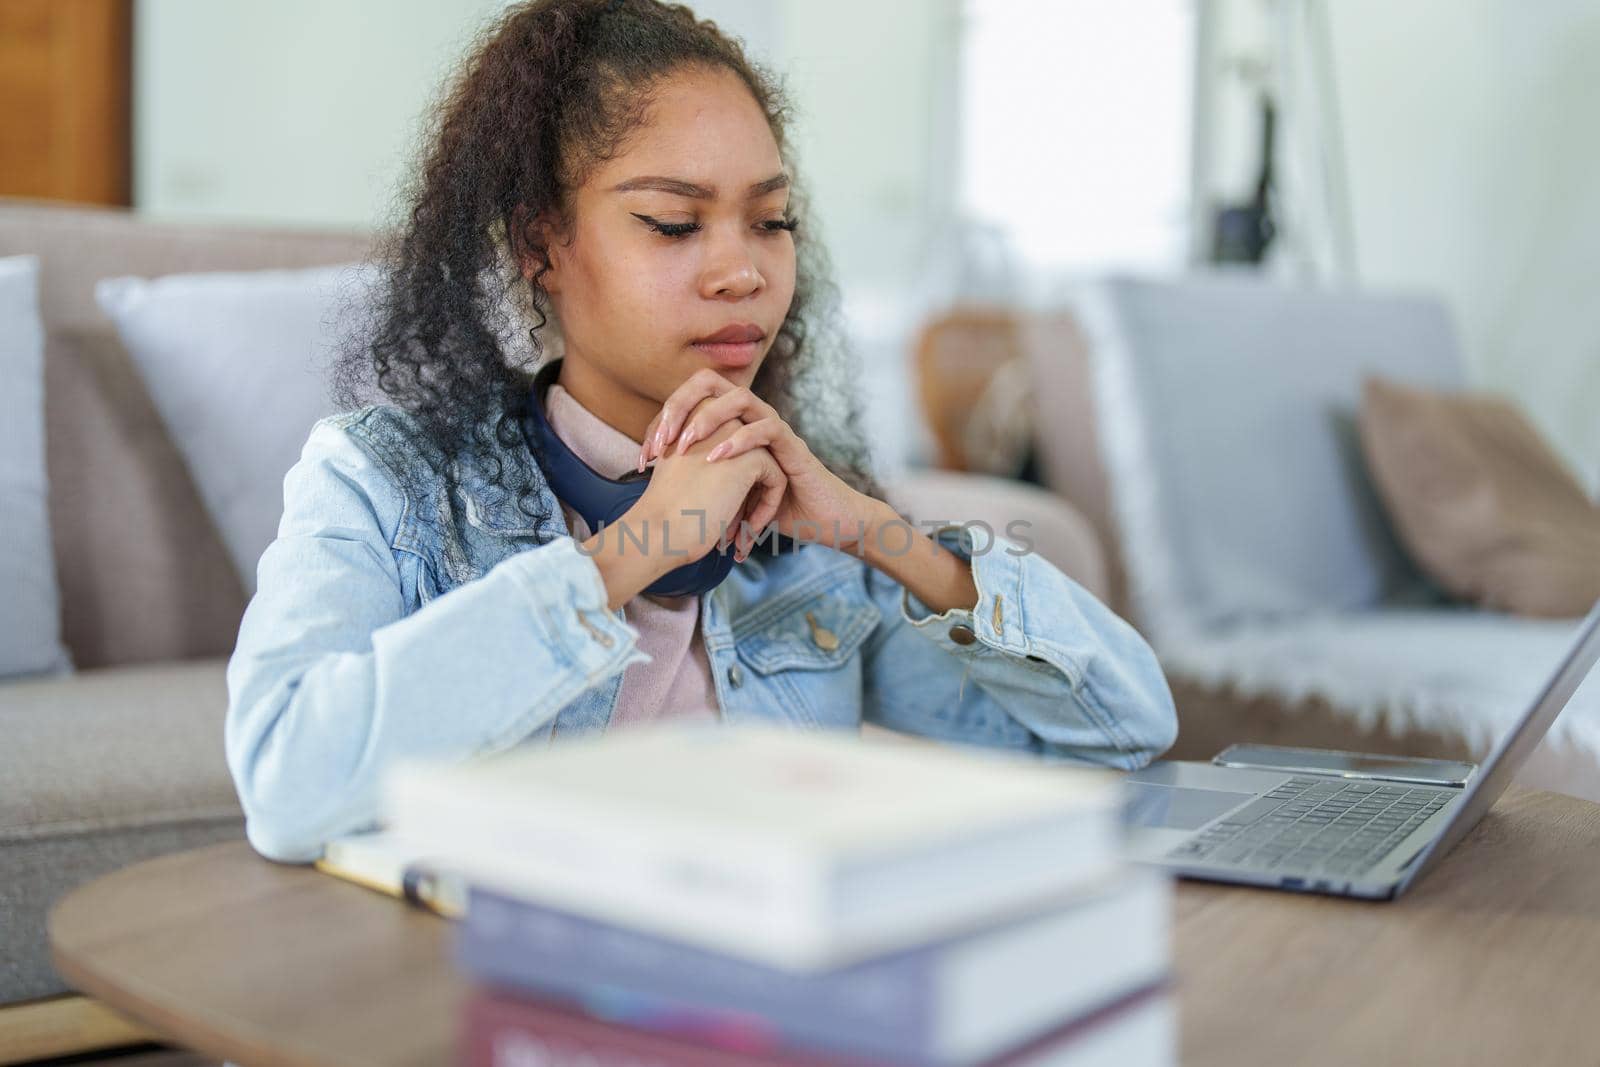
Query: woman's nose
699 230 765 299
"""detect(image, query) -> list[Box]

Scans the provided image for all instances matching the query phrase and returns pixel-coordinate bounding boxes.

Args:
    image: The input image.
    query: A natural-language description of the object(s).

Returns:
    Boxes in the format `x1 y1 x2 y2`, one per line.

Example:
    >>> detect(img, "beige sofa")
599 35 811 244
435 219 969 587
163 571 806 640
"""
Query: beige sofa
0 200 1115 1043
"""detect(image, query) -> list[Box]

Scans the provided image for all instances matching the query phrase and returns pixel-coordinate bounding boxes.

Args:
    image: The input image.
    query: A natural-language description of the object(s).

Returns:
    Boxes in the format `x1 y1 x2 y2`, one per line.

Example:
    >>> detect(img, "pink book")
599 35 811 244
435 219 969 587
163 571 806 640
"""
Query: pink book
458 982 1173 1067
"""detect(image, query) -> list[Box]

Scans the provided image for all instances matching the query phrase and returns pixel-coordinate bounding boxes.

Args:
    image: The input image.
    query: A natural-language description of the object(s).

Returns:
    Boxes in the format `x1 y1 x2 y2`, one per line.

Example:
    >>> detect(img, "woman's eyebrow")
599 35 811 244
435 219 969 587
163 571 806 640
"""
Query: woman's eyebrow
610 173 790 199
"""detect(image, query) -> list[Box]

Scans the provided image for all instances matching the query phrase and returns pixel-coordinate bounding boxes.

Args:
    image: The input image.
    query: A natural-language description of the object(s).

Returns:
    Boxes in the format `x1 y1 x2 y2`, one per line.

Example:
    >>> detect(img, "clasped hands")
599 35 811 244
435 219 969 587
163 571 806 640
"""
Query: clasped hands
633 369 883 562
588 369 972 614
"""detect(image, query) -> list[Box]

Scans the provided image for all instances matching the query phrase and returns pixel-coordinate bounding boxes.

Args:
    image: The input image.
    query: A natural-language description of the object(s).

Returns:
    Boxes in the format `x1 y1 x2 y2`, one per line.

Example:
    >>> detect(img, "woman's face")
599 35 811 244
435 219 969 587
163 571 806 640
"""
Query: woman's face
535 65 797 439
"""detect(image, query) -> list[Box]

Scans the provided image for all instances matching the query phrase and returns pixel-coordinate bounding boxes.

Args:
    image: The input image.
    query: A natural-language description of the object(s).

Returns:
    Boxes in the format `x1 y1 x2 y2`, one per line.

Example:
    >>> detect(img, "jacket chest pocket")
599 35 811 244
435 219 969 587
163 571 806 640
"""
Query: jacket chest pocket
733 584 880 726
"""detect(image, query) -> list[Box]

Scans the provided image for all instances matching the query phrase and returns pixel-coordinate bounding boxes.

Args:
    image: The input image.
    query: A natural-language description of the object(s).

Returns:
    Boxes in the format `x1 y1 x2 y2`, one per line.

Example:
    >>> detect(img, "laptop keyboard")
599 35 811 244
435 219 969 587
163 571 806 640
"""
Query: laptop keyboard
1166 776 1456 878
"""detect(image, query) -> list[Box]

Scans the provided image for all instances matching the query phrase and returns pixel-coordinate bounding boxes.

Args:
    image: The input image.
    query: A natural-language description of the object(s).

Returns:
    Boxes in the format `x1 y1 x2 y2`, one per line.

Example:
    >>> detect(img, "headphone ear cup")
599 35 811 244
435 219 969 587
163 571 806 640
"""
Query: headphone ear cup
645 545 737 598
600 481 648 529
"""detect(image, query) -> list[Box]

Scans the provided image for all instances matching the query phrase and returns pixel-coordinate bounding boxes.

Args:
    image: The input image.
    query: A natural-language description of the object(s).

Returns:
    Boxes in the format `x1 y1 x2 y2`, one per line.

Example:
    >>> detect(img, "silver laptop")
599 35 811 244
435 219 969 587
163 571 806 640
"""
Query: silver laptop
1124 599 1600 899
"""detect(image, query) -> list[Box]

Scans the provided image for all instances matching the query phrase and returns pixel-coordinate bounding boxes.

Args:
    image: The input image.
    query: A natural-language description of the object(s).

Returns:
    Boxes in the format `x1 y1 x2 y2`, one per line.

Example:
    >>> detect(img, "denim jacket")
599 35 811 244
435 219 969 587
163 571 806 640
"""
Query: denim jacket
225 404 1178 862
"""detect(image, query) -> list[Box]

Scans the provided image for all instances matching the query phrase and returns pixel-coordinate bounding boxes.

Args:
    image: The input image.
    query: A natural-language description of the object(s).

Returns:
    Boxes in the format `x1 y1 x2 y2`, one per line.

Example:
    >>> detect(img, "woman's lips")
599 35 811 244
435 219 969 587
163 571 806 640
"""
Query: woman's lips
692 339 760 368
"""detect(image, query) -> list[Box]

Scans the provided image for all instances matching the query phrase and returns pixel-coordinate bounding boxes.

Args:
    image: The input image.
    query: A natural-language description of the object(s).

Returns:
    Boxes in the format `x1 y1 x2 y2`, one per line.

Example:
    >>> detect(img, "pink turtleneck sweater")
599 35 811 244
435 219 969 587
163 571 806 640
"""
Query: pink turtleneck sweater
545 382 721 727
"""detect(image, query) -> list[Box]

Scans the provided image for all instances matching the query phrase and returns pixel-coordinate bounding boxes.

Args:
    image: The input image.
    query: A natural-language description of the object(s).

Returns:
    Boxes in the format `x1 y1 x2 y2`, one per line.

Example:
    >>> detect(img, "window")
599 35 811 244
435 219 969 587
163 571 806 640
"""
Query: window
958 0 1196 276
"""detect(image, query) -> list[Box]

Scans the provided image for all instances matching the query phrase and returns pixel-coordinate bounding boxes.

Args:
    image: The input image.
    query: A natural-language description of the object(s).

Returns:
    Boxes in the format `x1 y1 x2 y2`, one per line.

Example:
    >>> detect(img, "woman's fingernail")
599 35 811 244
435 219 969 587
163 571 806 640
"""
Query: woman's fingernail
678 429 696 453
706 442 728 461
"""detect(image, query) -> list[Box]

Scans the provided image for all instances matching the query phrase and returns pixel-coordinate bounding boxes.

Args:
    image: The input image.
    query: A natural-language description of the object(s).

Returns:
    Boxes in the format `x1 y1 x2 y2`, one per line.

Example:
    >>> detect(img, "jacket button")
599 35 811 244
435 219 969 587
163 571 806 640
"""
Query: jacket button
728 663 745 688
805 611 839 651
948 624 978 646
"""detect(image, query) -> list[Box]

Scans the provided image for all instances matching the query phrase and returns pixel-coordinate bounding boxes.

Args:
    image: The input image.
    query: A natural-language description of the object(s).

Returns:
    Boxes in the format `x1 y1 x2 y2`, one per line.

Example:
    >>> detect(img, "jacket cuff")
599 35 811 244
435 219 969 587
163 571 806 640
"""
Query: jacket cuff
500 537 649 682
900 524 1034 659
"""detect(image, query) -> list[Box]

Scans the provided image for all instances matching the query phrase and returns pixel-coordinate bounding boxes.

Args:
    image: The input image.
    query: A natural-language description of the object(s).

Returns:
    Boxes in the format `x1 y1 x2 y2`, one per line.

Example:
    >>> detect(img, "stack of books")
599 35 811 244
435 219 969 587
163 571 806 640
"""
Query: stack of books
380 724 1175 1066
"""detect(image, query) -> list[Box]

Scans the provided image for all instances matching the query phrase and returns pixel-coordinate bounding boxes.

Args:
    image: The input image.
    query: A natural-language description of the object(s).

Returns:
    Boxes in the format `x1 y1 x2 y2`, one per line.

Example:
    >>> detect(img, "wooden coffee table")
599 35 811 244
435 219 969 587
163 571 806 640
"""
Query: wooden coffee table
50 788 1600 1067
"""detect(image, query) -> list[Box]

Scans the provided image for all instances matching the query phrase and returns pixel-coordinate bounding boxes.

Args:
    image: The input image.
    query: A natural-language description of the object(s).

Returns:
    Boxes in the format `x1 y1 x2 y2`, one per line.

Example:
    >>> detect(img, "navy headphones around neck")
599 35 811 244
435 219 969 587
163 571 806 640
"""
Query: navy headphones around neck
521 358 801 598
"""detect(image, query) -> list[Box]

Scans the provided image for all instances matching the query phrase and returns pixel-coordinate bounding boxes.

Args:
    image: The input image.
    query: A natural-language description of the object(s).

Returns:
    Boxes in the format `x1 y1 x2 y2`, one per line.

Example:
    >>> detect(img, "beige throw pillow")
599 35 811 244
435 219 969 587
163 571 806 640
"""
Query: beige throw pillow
1358 376 1600 618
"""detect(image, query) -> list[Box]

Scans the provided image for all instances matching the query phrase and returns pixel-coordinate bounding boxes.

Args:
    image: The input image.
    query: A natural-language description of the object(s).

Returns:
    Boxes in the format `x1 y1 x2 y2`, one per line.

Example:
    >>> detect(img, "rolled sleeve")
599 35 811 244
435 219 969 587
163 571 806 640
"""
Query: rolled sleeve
863 523 1176 769
500 538 647 687
898 523 1041 655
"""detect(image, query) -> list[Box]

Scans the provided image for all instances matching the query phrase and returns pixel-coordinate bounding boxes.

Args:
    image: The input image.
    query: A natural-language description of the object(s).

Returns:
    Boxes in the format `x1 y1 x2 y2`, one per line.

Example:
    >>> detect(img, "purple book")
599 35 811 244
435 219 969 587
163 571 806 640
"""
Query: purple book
455 871 1168 1066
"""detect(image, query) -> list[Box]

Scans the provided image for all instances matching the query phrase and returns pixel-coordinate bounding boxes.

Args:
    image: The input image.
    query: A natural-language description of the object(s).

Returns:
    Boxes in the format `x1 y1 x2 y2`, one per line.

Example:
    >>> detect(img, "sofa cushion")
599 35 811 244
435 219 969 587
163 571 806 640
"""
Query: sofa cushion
1359 376 1600 619
0 659 240 837
0 658 243 1003
97 263 378 592
1071 274 1463 644
0 256 71 679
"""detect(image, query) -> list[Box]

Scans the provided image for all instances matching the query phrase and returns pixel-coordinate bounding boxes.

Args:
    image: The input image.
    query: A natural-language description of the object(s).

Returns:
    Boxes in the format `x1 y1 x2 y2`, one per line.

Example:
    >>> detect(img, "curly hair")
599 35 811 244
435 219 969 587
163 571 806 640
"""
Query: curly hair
332 0 885 542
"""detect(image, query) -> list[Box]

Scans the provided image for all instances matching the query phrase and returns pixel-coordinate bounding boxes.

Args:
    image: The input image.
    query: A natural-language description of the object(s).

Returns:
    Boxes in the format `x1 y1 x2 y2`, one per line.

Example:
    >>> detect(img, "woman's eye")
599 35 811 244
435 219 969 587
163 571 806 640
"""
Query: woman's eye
631 213 700 238
631 213 797 239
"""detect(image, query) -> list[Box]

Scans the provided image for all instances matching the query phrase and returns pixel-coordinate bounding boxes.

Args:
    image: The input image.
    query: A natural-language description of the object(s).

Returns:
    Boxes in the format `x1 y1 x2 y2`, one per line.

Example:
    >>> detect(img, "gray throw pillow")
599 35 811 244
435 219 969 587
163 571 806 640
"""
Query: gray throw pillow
96 263 378 593
1072 274 1463 644
0 255 72 678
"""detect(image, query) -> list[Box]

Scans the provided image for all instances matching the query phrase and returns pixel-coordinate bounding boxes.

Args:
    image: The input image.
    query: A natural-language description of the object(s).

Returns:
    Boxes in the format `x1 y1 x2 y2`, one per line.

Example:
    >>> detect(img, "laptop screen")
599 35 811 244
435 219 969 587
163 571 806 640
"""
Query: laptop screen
1399 598 1600 891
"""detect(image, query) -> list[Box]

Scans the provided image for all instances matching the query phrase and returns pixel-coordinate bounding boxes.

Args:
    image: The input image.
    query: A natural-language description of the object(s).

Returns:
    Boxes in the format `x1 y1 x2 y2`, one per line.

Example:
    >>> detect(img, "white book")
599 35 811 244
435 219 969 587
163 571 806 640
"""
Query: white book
384 722 1123 970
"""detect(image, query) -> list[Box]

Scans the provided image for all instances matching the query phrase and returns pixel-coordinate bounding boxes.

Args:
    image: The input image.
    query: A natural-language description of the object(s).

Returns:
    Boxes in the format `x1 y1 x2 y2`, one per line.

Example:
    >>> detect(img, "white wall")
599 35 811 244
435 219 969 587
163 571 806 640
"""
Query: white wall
1198 0 1600 489
1332 0 1600 492
134 1 516 230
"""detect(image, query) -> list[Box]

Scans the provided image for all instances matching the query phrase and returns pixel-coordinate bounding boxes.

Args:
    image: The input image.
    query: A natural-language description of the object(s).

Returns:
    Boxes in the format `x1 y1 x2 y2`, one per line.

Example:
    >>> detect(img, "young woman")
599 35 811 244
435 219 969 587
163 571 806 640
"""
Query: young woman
225 0 1178 863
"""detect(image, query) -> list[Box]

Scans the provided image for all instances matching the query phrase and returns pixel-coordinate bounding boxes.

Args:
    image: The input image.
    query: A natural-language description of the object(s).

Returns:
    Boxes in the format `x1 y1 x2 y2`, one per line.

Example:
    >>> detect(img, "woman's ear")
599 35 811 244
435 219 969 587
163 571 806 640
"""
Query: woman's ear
510 204 562 292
